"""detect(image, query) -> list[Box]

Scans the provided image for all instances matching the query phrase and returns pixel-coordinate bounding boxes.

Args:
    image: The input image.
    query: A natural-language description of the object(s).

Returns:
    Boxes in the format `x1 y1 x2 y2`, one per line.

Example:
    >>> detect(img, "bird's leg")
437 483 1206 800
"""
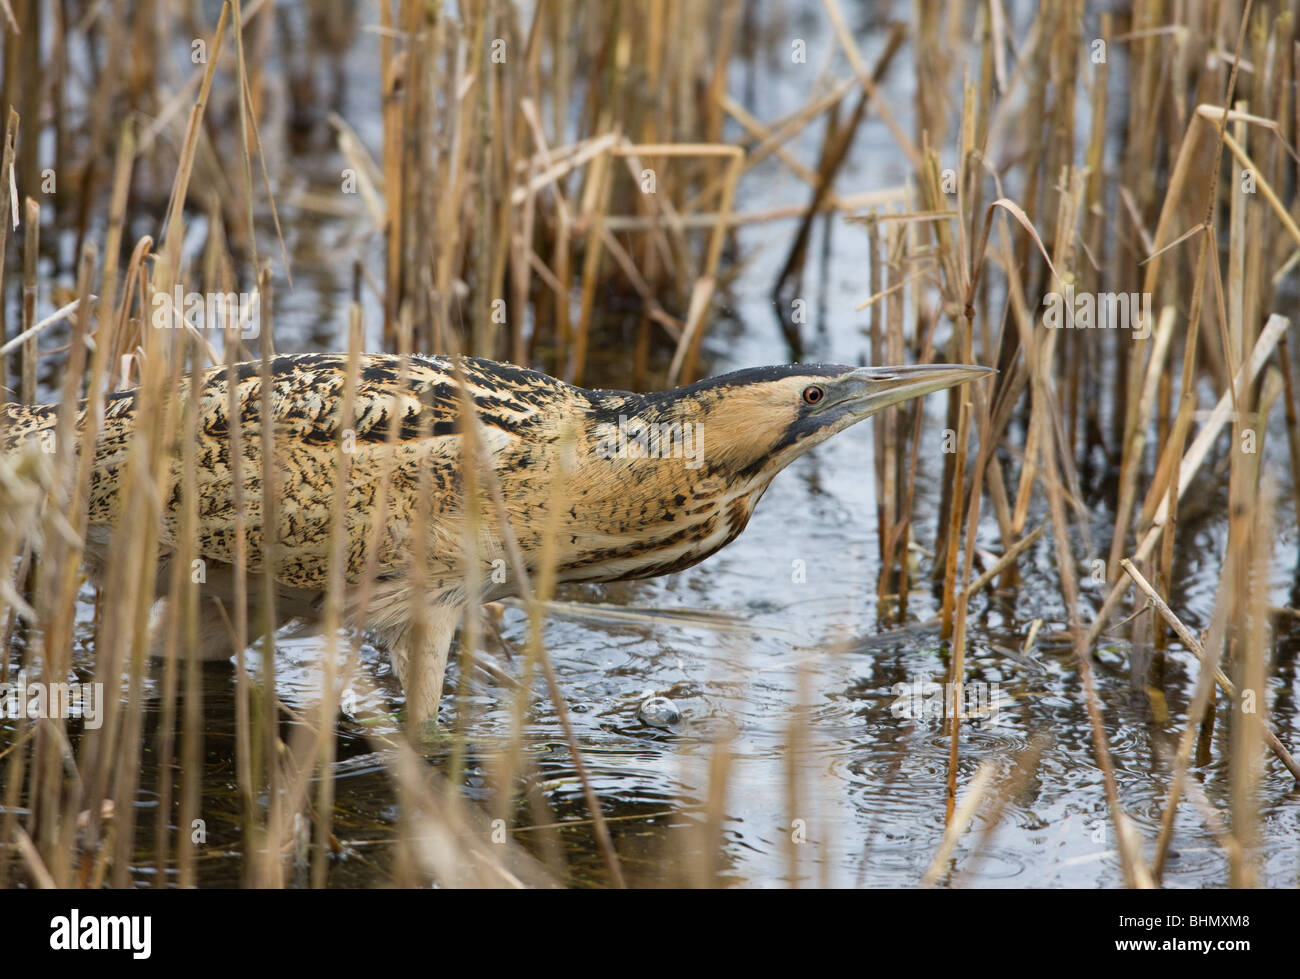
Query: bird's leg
144 554 310 661
147 595 242 660
383 605 461 727
147 592 304 661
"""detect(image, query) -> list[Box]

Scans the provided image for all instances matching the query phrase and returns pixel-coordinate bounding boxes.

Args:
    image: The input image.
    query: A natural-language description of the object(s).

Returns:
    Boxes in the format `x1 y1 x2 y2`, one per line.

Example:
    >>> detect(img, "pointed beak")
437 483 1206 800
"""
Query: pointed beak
763 362 996 477
836 363 994 418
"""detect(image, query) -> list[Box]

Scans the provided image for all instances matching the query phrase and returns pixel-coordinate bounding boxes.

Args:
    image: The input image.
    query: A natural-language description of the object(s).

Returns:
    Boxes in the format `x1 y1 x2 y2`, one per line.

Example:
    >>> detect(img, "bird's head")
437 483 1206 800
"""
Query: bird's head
635 362 994 488
568 362 991 583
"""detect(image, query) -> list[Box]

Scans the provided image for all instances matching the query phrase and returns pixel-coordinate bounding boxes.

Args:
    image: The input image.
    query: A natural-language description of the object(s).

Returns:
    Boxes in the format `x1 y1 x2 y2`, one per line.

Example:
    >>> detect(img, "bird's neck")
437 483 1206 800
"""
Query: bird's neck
530 392 770 585
584 393 708 472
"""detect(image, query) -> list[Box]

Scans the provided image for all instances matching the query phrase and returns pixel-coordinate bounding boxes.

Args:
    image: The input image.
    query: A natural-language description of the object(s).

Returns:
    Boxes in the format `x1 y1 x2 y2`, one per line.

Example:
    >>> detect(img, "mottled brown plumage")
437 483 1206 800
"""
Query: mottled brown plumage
1 353 990 723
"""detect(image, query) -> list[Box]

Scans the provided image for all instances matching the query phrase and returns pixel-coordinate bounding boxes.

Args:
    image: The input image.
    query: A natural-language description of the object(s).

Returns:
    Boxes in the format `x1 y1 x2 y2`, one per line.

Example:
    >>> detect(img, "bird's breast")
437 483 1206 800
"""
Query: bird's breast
550 466 766 584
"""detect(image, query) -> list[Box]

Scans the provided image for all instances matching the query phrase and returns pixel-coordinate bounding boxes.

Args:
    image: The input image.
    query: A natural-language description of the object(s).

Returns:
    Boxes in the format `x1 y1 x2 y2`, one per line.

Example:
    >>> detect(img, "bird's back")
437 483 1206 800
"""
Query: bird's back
1 353 582 595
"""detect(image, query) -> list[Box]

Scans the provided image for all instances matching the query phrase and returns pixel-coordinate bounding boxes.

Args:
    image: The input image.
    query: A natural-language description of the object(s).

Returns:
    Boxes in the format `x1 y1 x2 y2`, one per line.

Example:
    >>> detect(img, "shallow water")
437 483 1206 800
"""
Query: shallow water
6 0 1300 887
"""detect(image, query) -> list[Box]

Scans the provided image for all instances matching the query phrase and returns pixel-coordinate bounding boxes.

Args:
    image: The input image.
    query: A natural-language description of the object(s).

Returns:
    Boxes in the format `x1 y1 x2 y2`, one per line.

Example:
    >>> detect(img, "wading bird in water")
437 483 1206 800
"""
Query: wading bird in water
1 355 991 725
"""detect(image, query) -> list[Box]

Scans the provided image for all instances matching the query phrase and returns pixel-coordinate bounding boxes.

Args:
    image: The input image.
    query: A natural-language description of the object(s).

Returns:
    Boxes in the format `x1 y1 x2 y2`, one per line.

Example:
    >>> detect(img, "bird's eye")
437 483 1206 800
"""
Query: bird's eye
802 385 825 405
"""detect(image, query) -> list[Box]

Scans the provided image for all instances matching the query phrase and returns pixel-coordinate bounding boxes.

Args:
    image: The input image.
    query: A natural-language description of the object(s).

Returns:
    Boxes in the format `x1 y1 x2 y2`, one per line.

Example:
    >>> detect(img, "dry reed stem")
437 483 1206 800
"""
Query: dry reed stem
1084 314 1289 650
922 761 995 888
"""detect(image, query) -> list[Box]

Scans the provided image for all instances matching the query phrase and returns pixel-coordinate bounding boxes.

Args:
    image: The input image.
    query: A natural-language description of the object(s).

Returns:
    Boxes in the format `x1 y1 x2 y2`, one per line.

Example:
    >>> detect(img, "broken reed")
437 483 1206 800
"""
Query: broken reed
375 0 757 385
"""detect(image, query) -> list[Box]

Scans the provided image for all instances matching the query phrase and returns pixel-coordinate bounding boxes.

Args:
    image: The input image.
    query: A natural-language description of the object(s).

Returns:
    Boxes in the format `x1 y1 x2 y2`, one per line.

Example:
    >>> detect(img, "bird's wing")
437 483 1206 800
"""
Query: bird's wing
0 402 61 452
176 354 476 590
14 353 560 593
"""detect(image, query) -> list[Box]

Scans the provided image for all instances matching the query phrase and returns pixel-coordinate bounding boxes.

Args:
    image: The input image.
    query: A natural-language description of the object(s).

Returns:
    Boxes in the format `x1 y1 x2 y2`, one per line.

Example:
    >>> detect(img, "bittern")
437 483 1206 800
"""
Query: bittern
1 354 990 724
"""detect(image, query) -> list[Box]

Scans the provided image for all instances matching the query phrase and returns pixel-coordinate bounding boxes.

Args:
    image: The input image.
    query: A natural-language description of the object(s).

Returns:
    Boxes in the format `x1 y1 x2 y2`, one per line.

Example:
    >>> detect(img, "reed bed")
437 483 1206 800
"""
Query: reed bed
0 0 1298 888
